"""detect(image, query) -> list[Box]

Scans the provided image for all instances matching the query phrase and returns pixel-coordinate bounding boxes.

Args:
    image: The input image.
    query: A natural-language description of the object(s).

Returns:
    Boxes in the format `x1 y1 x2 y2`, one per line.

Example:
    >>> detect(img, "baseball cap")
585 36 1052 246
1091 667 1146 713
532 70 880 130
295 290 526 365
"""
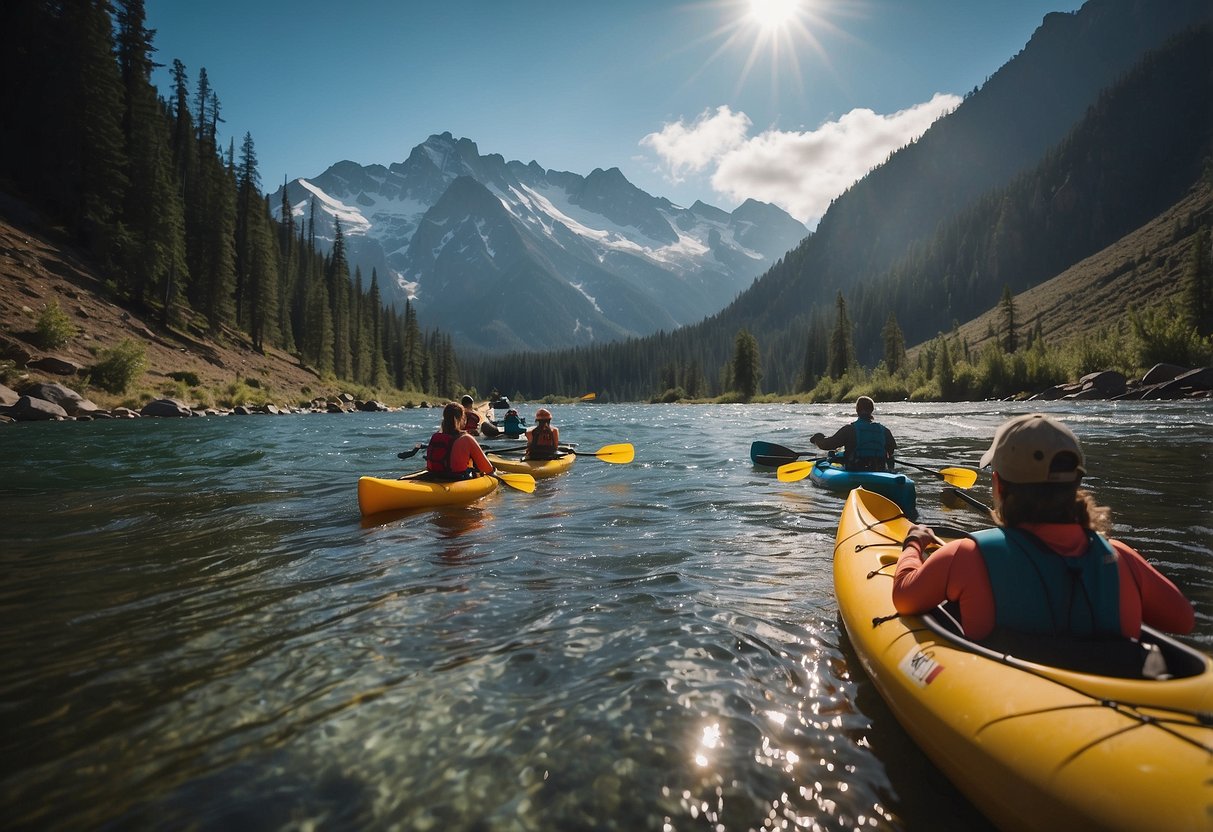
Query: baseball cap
979 413 1086 484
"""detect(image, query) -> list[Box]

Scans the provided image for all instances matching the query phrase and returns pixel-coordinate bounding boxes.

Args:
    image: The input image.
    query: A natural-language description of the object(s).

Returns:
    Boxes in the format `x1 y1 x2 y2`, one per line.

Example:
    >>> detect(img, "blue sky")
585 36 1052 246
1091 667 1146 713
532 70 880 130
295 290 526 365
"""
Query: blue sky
145 0 1082 227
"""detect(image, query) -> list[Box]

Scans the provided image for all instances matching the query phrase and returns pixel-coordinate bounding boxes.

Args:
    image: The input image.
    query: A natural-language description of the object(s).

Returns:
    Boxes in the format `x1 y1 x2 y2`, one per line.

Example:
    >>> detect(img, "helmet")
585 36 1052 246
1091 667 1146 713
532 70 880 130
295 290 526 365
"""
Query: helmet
535 408 552 421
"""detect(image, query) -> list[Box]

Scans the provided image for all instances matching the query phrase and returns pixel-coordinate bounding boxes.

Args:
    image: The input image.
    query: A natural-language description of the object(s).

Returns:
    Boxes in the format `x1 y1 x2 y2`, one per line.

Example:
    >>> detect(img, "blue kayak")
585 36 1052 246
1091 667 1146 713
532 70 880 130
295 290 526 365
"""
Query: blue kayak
809 459 918 519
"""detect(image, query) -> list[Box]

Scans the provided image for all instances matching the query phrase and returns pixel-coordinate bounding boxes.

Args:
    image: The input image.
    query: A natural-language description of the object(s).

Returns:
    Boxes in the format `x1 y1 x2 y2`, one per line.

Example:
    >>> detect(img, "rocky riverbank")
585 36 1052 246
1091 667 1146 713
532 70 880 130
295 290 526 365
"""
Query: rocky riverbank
1027 365 1213 401
0 380 422 422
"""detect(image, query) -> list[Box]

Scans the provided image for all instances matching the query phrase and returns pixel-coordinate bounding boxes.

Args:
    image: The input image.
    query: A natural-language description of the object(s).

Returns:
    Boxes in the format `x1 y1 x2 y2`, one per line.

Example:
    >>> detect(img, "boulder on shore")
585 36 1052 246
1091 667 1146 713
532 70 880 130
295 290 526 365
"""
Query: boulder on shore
6 395 68 420
22 382 99 416
140 398 193 418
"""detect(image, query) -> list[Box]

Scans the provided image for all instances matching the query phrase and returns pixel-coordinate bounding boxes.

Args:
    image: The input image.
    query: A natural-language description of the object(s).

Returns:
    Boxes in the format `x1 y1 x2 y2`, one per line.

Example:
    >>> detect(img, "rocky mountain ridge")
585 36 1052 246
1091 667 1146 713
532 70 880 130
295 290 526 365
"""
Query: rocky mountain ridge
269 133 808 351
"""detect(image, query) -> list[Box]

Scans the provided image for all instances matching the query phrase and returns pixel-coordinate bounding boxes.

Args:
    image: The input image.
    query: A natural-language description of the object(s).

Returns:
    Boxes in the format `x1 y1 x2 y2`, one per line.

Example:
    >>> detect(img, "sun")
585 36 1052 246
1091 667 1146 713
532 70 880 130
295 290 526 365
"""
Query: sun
747 0 800 31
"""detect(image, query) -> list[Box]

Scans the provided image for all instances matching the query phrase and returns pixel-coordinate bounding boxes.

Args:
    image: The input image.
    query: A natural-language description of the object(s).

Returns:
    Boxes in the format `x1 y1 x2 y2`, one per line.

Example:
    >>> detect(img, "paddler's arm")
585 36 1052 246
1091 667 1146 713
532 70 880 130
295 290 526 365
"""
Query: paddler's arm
811 424 852 451
464 435 495 474
892 524 950 615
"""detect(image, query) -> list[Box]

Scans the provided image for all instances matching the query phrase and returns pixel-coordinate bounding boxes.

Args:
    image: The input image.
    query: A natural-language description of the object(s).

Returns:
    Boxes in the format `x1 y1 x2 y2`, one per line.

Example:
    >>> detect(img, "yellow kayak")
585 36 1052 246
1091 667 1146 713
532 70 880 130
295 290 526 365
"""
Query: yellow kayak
486 452 576 479
834 487 1213 832
357 471 497 515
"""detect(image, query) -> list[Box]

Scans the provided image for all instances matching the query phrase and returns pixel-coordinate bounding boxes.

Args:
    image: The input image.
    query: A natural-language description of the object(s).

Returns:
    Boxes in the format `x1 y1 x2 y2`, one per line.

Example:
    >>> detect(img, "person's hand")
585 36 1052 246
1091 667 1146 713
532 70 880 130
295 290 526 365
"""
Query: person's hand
810 432 824 446
902 524 941 552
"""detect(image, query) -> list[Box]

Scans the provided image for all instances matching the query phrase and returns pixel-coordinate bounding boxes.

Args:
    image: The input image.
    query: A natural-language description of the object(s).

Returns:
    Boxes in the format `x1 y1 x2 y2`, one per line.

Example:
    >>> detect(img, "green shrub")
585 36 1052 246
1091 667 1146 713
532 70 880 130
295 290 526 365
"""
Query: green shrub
34 300 75 349
168 370 200 386
1130 305 1213 368
89 339 146 394
220 380 271 408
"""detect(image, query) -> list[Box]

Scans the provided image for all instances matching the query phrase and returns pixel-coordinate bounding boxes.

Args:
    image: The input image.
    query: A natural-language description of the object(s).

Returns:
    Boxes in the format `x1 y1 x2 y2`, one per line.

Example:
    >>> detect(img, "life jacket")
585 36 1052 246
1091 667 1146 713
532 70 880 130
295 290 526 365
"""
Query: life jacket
503 414 525 435
463 410 481 434
972 527 1122 637
425 431 459 474
527 424 559 459
849 418 889 471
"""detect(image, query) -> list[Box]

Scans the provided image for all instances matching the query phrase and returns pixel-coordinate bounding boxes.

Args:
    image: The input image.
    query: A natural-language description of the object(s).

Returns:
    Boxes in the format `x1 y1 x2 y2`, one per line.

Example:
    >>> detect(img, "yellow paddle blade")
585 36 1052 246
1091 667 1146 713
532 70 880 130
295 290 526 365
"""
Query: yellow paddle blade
495 472 536 493
592 443 634 463
579 392 597 401
777 460 815 482
939 467 978 489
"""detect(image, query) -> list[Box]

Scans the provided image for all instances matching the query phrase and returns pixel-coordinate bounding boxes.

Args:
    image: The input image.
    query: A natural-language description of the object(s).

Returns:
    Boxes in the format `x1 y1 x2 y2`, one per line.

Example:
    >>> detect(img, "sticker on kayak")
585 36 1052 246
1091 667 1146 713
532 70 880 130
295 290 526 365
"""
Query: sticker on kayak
900 646 944 688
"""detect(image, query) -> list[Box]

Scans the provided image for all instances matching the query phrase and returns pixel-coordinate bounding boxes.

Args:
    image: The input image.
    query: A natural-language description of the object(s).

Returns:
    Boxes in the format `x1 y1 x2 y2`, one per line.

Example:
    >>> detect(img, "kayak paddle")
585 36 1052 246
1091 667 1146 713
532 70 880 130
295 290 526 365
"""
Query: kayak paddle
491 442 634 464
776 458 827 482
943 486 992 513
750 441 820 467
893 459 979 489
493 471 537 493
397 443 425 459
569 442 634 463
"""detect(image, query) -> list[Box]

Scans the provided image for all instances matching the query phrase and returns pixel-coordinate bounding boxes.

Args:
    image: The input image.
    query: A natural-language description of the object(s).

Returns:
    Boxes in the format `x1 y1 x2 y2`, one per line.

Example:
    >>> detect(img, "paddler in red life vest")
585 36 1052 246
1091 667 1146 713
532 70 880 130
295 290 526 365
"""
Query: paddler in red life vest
525 408 560 460
425 402 494 479
810 396 896 471
892 413 1194 656
459 395 482 436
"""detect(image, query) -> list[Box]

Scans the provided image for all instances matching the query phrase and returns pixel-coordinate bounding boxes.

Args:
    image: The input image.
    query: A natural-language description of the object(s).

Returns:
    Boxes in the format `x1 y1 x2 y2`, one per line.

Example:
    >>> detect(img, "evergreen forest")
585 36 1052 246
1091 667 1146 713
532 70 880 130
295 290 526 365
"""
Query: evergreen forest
0 1 460 400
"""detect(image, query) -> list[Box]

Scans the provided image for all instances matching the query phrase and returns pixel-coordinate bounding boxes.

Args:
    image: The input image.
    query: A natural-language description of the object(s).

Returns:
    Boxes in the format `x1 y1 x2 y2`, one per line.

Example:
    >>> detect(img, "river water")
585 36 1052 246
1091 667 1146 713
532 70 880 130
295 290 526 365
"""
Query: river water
2 401 1209 831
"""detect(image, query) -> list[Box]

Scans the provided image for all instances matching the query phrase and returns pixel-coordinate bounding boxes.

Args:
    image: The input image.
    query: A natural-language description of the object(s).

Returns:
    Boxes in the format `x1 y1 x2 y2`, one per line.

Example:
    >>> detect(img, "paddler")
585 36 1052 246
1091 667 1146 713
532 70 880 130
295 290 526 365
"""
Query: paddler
893 414 1194 663
525 408 561 460
424 402 494 480
810 396 896 471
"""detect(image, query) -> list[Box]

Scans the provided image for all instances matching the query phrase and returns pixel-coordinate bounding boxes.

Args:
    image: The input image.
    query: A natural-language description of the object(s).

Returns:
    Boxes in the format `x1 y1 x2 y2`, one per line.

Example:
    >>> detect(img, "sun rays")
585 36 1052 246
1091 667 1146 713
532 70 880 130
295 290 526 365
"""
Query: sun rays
680 0 854 101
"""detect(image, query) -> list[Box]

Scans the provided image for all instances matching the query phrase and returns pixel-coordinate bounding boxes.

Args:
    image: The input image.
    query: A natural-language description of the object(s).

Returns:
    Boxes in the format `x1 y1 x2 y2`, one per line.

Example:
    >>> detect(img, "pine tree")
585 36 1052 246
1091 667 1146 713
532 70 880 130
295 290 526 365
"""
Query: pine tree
881 312 907 374
234 131 261 326
935 335 955 399
327 219 352 378
999 284 1018 352
827 292 855 379
731 329 762 400
368 270 389 388
115 0 187 317
56 1 130 261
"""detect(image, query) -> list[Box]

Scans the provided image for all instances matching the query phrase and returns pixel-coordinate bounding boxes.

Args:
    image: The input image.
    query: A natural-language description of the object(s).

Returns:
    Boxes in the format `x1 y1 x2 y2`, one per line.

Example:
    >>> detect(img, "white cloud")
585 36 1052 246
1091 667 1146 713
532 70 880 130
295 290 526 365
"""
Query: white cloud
639 105 752 183
642 93 961 227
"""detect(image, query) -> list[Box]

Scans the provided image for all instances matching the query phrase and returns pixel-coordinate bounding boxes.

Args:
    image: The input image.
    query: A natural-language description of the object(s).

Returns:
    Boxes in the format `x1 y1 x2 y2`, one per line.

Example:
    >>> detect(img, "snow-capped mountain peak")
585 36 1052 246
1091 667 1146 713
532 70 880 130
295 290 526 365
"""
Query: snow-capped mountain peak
269 132 807 351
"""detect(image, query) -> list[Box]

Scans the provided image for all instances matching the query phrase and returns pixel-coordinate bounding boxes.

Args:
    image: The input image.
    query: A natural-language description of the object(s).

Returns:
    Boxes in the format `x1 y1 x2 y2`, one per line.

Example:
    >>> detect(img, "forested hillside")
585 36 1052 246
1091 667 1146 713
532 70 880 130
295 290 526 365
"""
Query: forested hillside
463 11 1213 401
0 1 459 400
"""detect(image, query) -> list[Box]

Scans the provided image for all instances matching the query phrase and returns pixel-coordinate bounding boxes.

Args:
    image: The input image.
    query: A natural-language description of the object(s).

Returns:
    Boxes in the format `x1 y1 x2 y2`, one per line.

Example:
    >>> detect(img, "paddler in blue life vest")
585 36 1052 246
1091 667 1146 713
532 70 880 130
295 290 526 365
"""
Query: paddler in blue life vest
424 402 494 479
810 396 896 471
525 408 561 459
892 413 1194 660
501 408 527 438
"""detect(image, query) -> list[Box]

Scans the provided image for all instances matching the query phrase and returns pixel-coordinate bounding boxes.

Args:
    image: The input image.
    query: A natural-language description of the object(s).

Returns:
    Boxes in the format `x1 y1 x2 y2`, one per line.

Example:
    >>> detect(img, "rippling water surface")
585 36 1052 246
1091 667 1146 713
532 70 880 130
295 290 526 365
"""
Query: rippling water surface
2 401 1210 830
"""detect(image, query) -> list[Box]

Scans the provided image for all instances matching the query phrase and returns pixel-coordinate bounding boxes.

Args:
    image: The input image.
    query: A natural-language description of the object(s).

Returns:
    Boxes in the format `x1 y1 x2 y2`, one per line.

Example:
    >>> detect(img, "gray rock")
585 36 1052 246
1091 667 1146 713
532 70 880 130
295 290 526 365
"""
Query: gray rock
28 356 81 375
140 398 193 418
23 382 99 416
1139 363 1189 386
7 395 69 420
0 383 18 407
1077 370 1126 397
